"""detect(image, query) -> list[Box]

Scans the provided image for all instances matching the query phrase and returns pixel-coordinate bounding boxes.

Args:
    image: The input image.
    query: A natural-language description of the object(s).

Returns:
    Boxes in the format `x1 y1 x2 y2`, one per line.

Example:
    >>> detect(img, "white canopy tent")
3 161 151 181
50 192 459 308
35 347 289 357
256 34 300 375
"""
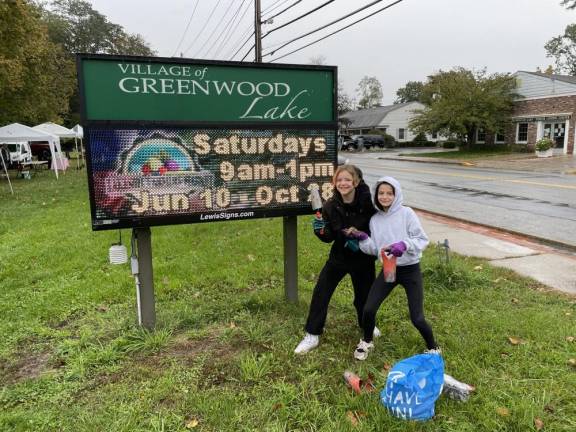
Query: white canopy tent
34 122 80 169
72 124 85 166
0 123 64 178
0 147 14 194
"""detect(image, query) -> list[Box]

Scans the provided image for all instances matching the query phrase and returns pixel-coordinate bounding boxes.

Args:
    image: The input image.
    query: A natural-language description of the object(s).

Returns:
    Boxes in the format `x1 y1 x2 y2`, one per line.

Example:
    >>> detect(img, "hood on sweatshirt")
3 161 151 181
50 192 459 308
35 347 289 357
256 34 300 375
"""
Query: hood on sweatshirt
373 176 403 214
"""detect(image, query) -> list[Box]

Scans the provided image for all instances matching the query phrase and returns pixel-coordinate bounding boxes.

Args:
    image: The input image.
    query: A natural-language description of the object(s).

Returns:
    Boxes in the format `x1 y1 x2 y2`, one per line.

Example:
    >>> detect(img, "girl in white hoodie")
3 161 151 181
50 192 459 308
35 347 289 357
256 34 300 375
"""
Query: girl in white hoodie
346 176 439 360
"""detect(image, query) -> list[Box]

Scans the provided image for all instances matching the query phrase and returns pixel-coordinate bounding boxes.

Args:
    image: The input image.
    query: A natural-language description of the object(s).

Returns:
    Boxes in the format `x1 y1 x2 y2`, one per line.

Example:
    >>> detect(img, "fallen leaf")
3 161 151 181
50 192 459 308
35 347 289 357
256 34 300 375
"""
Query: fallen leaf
382 363 392 371
568 358 576 367
229 322 236 329
493 278 504 283
565 312 572 316
511 298 519 304
185 418 199 428
346 411 359 427
566 336 574 342
534 418 544 430
544 404 555 413
473 265 483 271
500 352 510 358
496 407 510 417
162 276 169 285
96 305 108 312
508 337 524 345
272 402 283 411
247 254 255 262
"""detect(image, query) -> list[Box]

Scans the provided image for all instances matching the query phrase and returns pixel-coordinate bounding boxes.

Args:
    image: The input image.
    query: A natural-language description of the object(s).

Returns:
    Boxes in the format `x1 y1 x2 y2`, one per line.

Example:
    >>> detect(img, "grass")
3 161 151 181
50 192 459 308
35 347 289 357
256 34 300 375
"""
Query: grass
1 169 575 431
399 147 520 159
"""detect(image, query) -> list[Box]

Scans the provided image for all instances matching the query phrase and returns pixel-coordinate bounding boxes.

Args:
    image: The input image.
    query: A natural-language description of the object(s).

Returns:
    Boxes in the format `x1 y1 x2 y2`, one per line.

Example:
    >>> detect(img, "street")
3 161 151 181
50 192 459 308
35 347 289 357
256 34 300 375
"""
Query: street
346 152 576 249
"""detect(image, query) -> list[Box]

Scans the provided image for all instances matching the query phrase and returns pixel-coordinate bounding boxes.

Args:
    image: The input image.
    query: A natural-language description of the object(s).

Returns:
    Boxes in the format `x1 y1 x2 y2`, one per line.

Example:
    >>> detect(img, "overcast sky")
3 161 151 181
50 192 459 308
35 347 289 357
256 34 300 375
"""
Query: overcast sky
88 0 575 105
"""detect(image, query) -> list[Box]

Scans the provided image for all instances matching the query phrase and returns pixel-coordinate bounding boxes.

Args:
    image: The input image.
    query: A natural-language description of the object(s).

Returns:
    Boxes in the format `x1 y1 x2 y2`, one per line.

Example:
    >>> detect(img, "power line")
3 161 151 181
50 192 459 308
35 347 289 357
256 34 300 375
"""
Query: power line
171 0 200 57
182 0 225 56
226 25 255 59
262 0 336 38
269 0 405 62
264 0 387 57
212 0 253 59
229 31 256 60
194 0 238 58
262 0 302 22
261 0 286 14
262 0 292 17
240 42 256 62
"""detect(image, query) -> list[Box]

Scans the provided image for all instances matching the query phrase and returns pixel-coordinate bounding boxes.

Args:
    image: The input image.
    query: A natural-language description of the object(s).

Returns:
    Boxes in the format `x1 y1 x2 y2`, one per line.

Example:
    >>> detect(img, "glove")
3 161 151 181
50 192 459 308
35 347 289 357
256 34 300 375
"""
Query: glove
387 241 407 257
312 216 325 233
342 228 369 241
344 239 360 252
351 230 369 241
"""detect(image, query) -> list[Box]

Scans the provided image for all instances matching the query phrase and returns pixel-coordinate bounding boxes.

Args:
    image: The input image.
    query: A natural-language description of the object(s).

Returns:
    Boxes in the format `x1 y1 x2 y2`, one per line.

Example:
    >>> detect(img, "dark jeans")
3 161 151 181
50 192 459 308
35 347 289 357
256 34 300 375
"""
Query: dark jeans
305 259 375 335
361 263 437 349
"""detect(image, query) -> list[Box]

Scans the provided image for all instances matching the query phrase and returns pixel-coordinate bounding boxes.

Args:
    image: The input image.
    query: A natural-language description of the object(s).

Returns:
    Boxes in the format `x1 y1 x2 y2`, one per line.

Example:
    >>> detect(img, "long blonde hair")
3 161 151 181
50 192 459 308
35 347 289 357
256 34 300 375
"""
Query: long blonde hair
332 164 360 187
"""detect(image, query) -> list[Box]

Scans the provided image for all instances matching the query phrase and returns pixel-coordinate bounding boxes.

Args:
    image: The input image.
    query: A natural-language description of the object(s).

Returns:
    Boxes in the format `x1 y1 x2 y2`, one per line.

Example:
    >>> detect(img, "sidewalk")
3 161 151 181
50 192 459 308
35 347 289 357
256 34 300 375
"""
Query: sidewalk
418 211 576 295
378 151 576 174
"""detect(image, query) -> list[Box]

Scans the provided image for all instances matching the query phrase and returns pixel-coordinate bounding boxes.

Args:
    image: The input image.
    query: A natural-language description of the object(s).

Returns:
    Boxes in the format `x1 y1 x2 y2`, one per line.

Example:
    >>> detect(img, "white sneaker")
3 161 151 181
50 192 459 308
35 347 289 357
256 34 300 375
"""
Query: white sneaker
424 347 442 355
354 339 374 361
373 326 382 338
294 333 319 354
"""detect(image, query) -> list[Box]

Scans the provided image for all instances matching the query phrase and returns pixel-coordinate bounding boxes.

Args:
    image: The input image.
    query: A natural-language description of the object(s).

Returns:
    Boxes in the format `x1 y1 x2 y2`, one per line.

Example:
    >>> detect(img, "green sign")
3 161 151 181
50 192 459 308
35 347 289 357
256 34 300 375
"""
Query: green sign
80 58 335 123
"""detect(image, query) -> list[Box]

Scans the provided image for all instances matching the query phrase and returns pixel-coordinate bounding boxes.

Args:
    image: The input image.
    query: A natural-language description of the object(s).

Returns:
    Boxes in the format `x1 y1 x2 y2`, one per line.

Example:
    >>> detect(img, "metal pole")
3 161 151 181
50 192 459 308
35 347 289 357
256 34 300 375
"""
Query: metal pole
254 0 262 62
254 0 298 301
135 227 156 329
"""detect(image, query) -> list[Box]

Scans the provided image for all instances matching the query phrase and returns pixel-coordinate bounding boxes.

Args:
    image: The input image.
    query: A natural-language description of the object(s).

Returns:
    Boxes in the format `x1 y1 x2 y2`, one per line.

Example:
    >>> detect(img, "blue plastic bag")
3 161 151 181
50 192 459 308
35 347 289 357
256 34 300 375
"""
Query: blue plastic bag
381 353 444 421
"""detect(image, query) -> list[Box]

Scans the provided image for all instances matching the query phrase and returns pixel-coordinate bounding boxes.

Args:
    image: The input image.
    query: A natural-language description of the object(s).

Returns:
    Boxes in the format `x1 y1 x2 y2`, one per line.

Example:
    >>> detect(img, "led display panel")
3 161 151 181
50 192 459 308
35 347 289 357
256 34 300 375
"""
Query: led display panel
77 55 337 230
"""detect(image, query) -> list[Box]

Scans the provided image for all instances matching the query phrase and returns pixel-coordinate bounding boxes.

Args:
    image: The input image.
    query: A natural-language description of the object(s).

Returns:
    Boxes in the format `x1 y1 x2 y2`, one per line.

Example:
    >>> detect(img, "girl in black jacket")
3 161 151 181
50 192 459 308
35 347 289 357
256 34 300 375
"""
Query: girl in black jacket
295 165 377 354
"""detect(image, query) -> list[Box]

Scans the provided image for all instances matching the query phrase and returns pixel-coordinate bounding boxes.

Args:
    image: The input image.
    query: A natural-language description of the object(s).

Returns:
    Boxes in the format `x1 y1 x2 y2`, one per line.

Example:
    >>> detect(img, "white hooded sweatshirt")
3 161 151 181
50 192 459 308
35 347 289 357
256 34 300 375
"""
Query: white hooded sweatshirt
359 176 429 266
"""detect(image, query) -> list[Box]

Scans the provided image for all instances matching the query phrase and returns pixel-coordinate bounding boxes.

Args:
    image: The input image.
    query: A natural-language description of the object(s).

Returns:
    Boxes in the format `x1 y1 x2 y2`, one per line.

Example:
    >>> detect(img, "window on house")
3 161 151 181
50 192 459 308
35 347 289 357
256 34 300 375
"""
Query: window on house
517 123 528 142
398 128 405 140
476 128 486 143
495 131 505 143
431 132 438 139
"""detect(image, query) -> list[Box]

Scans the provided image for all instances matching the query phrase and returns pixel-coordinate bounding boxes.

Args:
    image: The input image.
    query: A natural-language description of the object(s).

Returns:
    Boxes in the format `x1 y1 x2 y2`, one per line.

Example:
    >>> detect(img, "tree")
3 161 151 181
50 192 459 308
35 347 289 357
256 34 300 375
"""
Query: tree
0 0 75 125
337 83 354 115
545 24 576 75
409 68 517 148
41 0 155 56
356 76 382 109
561 0 576 9
394 81 425 104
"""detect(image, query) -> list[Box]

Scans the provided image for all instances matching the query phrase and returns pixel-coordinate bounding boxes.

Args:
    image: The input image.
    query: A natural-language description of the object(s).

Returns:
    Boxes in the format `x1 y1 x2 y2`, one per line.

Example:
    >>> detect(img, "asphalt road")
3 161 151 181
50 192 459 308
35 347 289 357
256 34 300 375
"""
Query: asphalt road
346 152 576 249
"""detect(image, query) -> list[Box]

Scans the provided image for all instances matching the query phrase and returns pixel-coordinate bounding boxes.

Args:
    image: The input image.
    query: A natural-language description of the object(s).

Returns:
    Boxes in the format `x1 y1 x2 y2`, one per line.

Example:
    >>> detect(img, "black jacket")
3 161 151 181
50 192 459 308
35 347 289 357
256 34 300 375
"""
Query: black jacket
315 181 376 266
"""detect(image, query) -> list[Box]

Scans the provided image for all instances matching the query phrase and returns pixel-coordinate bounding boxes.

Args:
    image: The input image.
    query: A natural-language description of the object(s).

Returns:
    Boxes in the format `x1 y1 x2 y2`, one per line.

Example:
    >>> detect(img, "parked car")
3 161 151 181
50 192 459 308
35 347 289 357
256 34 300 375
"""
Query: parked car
2 142 32 168
30 141 53 161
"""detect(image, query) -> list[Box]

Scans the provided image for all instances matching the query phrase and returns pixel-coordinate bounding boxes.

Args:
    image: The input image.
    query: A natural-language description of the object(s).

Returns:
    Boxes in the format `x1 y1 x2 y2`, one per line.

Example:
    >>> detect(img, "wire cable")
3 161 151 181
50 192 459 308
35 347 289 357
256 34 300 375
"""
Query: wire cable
262 0 336 38
263 0 302 22
182 0 226 56
261 0 287 15
171 0 200 57
264 0 387 57
194 0 238 58
226 25 255 59
211 0 252 59
229 30 255 60
269 0 405 62
240 42 256 62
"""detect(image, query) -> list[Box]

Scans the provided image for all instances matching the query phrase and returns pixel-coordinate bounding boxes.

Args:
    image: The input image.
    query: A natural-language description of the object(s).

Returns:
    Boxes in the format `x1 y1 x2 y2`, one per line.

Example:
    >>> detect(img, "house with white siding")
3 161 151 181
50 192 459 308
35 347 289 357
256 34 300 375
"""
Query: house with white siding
340 101 441 143
505 71 576 155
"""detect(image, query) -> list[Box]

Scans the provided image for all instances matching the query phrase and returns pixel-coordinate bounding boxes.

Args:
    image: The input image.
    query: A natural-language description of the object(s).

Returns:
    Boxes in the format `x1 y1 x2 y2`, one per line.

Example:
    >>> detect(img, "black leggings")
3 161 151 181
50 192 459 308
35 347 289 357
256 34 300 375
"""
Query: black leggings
361 263 437 349
305 259 375 335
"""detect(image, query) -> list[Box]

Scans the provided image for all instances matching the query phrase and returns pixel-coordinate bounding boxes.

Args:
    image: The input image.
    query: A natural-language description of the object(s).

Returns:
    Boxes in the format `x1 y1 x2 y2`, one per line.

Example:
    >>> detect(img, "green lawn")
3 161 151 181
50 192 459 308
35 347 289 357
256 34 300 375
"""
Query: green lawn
399 148 520 160
1 170 575 431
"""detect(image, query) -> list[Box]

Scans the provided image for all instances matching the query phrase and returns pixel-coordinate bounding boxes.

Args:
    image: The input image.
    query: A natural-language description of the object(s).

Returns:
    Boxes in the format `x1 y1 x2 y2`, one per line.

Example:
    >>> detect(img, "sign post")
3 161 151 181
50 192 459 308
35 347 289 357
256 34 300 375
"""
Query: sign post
77 54 337 327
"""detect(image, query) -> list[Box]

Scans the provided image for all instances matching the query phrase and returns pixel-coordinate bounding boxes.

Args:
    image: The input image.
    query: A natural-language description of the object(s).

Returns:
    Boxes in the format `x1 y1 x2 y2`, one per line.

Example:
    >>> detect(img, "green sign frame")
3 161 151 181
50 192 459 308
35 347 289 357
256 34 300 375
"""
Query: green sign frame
79 55 336 124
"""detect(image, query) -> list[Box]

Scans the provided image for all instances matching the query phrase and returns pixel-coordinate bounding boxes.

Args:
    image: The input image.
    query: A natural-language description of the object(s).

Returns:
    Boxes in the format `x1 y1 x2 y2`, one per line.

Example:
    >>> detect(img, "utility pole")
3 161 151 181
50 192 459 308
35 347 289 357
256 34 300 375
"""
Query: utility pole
254 0 262 62
254 0 298 302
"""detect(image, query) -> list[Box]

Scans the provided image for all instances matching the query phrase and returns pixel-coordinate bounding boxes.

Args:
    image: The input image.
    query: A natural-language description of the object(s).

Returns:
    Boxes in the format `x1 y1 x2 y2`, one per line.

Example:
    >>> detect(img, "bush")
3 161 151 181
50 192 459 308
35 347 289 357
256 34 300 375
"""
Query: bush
410 132 429 147
383 133 396 148
535 137 553 151
441 141 459 149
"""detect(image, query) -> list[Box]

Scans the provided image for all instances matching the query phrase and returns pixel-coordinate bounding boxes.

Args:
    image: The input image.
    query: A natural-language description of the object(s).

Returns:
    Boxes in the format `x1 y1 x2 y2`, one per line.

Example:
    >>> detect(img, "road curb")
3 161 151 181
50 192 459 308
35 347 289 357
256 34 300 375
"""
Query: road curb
413 207 576 255
377 156 473 166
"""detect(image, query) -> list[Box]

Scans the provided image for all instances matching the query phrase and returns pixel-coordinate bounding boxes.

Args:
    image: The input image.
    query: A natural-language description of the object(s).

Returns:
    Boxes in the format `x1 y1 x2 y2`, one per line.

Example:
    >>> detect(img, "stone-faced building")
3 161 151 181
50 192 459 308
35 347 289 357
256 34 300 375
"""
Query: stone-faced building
510 71 576 155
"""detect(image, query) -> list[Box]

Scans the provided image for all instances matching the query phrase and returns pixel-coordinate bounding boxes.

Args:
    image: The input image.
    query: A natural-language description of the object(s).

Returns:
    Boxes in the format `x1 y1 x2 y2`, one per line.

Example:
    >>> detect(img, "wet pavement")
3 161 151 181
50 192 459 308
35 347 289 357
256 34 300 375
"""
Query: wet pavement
345 149 576 295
